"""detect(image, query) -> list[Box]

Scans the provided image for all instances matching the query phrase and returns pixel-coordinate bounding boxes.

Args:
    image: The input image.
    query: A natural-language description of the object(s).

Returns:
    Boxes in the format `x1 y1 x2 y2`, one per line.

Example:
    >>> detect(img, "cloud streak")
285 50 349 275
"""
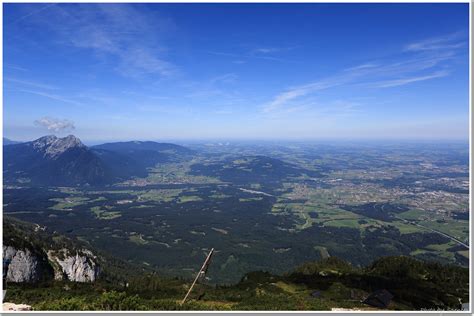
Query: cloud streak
5 78 57 90
253 47 280 54
27 3 177 79
263 69 365 113
404 32 466 52
263 32 466 114
4 64 28 71
376 70 450 88
19 89 83 106
7 3 56 25
207 49 294 63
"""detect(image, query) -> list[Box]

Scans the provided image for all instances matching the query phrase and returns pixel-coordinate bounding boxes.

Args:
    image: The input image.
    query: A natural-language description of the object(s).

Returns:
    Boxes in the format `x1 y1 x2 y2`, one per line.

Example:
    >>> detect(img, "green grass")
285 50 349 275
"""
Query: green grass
425 242 456 252
131 205 154 209
129 234 148 245
178 196 203 203
421 220 469 242
410 242 458 262
89 190 137 195
272 281 306 294
138 189 183 203
272 198 366 231
397 209 427 221
57 187 82 195
239 197 263 202
209 193 231 199
410 249 428 256
49 197 90 211
91 206 121 220
323 219 361 229
390 220 424 234
397 209 468 242
145 161 221 185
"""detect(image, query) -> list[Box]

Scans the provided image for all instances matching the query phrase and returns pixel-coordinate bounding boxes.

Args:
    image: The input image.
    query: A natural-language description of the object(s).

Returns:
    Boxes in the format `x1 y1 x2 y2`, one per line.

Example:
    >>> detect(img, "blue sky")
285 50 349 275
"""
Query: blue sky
3 3 470 142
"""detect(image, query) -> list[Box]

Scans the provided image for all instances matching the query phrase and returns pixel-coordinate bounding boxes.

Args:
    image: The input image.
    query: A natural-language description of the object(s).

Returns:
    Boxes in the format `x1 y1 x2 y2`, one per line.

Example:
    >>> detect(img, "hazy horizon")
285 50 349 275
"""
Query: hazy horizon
4 3 470 141
3 134 470 147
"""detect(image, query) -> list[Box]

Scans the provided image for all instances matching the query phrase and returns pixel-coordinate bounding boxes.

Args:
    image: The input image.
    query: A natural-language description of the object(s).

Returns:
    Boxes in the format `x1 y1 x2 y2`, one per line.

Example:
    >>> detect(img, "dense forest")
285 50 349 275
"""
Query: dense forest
5 255 469 311
3 217 469 311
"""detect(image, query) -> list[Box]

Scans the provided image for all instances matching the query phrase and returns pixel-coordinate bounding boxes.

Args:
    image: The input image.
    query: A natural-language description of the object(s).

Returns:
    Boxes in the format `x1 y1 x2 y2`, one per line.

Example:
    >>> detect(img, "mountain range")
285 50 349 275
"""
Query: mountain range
3 135 193 186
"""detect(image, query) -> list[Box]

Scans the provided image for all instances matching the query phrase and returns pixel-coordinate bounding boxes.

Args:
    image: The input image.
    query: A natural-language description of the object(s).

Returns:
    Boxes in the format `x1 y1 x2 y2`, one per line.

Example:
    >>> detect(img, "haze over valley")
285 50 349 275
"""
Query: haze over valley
3 135 469 285
2 2 470 312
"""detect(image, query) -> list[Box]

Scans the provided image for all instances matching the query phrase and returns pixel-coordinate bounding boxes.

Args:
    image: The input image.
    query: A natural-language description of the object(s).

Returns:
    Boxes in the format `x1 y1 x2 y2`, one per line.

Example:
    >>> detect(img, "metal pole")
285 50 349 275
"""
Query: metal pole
180 248 214 305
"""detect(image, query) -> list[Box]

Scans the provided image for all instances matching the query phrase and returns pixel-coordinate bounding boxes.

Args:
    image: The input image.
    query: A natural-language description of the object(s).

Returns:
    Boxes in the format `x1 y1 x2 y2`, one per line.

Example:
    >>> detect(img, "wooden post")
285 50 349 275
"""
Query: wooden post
180 248 214 305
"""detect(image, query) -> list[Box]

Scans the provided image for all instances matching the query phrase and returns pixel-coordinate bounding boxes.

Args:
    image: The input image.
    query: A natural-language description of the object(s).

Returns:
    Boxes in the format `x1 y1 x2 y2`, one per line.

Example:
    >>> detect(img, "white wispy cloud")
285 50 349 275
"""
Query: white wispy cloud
5 78 57 90
263 32 466 115
209 73 238 85
404 32 466 52
254 48 278 54
376 70 450 88
7 3 56 25
27 3 177 79
184 73 240 100
4 64 28 72
207 51 240 58
214 108 234 115
262 98 363 122
137 104 194 116
252 46 297 54
207 49 294 63
34 116 75 133
19 89 83 106
116 48 175 78
263 70 363 113
344 63 379 72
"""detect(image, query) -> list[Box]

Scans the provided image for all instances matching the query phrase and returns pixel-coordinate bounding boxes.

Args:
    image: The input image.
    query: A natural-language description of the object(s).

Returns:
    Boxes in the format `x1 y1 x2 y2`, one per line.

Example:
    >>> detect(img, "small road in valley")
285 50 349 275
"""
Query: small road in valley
394 216 469 249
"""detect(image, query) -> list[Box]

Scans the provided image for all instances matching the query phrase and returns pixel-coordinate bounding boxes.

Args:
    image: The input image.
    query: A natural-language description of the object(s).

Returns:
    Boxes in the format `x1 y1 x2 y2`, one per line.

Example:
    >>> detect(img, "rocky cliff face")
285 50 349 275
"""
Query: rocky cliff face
3 245 100 283
4 218 102 284
47 249 100 282
3 246 43 283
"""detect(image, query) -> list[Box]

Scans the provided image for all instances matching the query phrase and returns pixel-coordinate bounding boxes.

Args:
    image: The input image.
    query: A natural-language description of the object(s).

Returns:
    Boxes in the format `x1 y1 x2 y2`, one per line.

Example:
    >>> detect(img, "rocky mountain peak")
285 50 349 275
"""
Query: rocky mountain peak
32 135 85 159
33 135 58 147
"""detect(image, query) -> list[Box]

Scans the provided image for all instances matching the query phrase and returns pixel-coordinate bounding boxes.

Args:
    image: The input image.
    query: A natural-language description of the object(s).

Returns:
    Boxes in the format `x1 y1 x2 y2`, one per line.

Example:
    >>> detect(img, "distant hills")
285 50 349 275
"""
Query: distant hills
3 135 193 186
91 141 193 179
4 135 317 188
92 140 193 156
3 137 22 145
190 155 321 187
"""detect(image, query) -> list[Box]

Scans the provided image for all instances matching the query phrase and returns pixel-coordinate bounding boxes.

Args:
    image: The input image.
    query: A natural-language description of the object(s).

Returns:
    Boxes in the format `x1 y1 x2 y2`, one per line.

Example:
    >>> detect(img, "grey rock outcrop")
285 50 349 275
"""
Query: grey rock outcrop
32 135 85 159
47 249 100 282
3 246 42 283
3 245 100 283
3 302 33 311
